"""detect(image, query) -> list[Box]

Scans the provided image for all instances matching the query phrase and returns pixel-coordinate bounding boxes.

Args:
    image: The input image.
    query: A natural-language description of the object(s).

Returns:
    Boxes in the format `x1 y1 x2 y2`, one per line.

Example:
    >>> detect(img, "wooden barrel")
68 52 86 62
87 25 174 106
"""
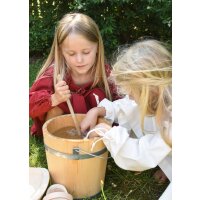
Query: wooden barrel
43 114 110 199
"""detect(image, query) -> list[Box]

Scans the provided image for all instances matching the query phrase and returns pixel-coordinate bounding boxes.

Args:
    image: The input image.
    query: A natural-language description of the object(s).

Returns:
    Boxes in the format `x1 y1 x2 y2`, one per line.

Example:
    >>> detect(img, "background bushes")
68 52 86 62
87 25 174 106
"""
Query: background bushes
30 0 171 58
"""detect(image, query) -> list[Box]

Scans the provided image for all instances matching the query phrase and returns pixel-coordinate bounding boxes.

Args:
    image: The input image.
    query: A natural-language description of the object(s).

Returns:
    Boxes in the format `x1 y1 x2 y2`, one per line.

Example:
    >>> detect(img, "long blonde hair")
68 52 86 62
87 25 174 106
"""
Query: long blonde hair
111 39 172 146
36 13 112 100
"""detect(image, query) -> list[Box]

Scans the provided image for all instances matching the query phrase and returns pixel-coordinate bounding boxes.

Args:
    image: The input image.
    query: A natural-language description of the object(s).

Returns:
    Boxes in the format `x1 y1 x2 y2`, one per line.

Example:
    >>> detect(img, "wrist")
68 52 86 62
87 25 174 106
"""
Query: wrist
97 107 106 117
51 94 59 107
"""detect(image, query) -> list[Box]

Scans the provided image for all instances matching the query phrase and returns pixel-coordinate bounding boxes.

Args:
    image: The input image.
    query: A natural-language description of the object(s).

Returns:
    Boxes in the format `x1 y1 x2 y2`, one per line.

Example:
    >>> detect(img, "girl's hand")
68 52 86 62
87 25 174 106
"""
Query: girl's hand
51 80 71 106
87 123 111 138
80 107 106 134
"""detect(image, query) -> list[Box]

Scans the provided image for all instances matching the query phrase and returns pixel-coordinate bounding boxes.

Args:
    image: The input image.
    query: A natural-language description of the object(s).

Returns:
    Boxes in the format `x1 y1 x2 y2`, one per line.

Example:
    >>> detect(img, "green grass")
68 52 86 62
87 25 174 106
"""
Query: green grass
29 57 47 167
29 58 45 87
29 58 169 200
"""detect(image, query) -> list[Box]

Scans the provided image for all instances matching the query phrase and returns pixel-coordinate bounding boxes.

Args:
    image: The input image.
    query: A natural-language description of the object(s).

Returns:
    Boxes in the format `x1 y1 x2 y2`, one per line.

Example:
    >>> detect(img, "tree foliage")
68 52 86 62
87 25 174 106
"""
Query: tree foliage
30 0 171 58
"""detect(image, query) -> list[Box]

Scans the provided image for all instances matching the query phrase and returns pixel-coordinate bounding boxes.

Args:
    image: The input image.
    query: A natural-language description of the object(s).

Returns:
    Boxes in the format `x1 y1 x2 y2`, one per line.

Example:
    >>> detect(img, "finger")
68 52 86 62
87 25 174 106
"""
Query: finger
57 80 67 87
59 91 69 96
66 93 71 99
63 90 71 96
60 92 71 100
56 86 70 96
80 124 87 133
59 85 70 91
80 122 89 133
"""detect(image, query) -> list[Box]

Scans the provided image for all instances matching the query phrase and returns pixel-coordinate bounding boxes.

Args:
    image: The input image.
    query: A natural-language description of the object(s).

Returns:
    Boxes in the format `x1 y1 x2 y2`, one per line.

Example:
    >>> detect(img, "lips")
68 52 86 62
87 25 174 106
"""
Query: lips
76 65 86 68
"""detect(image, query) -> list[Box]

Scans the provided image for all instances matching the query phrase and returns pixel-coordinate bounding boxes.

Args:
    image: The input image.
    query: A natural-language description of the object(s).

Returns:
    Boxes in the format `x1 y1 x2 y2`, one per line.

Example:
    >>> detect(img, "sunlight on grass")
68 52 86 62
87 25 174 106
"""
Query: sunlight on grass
29 136 47 168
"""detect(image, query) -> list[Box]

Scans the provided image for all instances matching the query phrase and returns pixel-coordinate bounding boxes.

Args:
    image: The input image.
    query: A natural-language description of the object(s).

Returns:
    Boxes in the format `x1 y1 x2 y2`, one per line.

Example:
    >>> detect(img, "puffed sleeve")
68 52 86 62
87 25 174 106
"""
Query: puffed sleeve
98 96 139 130
29 75 54 118
102 125 171 171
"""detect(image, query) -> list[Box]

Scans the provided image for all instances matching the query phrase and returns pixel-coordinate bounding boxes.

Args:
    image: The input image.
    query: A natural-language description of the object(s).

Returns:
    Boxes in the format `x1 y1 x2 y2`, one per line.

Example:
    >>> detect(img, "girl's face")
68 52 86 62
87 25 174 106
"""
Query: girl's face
61 33 98 77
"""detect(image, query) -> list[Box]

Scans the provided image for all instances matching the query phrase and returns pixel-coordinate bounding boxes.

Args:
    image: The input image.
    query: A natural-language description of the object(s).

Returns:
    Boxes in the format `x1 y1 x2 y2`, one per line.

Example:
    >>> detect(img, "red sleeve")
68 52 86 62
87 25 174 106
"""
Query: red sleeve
109 81 121 100
105 64 121 100
29 68 54 118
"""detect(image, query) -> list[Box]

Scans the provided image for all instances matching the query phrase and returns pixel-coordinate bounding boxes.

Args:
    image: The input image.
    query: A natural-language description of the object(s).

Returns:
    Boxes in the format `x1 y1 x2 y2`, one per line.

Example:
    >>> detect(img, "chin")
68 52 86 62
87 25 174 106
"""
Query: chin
77 68 91 74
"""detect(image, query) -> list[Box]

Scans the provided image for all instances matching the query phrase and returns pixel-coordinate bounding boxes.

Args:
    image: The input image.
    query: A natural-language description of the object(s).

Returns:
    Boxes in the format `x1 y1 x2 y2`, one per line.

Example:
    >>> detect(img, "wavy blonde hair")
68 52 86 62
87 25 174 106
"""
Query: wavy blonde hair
36 13 112 100
111 39 172 146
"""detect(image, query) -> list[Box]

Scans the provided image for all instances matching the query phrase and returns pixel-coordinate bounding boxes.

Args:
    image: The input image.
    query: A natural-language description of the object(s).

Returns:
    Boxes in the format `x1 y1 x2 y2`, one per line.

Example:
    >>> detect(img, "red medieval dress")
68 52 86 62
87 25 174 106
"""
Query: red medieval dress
29 64 119 136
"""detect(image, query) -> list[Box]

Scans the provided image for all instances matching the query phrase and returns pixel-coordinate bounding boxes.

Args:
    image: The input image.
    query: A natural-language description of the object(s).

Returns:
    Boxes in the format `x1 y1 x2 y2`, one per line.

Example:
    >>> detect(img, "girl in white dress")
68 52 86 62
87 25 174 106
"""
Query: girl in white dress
80 39 172 200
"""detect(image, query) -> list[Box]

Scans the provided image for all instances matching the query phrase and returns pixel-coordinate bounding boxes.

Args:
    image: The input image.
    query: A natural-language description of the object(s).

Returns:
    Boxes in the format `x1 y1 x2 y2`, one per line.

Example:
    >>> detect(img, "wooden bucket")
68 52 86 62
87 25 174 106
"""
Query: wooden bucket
43 114 110 199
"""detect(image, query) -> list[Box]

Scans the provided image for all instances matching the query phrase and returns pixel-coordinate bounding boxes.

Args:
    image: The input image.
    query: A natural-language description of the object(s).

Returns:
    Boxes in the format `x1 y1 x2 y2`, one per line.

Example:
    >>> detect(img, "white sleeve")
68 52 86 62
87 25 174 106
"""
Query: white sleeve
102 126 172 171
98 96 139 130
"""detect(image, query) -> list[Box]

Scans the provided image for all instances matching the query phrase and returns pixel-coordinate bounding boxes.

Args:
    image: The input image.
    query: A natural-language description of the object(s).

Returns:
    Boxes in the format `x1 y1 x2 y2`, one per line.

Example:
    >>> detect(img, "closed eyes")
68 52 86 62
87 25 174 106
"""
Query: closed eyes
67 51 90 56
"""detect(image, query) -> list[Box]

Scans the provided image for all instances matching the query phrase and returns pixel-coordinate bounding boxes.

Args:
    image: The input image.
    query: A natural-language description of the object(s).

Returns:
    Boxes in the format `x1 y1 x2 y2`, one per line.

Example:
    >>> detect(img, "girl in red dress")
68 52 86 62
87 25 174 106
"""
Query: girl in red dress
29 13 119 136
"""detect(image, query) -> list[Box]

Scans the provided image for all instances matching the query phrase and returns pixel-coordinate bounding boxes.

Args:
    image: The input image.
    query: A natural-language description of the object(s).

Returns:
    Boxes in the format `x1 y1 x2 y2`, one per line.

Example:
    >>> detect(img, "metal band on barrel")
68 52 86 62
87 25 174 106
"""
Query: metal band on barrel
44 143 107 160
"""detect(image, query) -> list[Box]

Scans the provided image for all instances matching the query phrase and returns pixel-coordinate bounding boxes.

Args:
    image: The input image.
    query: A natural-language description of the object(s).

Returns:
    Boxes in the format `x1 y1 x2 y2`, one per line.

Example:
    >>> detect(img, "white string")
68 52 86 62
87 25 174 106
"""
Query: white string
91 137 104 152
93 93 100 105
84 127 109 139
84 127 111 151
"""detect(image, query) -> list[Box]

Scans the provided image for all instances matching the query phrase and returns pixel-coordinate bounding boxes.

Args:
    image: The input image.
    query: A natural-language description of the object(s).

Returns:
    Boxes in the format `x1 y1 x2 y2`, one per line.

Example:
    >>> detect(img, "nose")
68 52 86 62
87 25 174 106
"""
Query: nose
75 54 83 63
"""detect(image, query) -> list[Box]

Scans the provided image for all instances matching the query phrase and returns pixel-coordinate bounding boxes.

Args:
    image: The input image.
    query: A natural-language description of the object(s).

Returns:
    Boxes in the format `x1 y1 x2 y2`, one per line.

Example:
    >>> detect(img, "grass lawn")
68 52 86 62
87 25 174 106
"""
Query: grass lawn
29 58 169 200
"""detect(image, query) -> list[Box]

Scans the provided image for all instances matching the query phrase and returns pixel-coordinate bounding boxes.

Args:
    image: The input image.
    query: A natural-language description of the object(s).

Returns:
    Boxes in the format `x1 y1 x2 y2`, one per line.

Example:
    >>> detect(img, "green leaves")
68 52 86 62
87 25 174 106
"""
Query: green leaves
30 0 171 59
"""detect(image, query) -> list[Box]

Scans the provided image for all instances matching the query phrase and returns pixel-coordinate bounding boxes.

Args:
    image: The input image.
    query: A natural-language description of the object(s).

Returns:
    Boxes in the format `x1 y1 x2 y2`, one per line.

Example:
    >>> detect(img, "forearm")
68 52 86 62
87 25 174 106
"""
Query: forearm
98 96 139 126
29 75 55 118
94 106 106 117
103 126 172 171
51 93 60 107
29 93 53 118
80 107 106 133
